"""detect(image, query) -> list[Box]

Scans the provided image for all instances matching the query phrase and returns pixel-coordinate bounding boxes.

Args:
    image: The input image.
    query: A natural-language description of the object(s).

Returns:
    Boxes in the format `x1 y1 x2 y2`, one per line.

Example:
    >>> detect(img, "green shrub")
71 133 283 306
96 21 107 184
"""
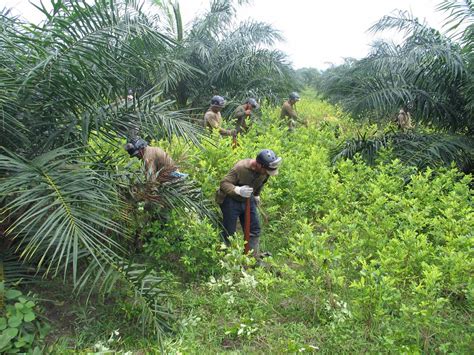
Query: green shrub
157 95 473 353
0 285 49 354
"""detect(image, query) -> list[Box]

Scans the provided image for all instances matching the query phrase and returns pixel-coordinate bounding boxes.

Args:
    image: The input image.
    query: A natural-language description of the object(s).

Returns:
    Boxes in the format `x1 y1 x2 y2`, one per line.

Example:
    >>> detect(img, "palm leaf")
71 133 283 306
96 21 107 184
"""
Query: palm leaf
331 130 473 170
76 258 173 345
0 147 126 284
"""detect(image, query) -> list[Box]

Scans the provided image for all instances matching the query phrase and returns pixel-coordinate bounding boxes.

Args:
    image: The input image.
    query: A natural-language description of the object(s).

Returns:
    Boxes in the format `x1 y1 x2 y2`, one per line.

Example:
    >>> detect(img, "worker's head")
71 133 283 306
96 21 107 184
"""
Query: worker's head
210 95 225 112
124 138 148 159
245 98 259 110
289 92 300 104
256 149 282 176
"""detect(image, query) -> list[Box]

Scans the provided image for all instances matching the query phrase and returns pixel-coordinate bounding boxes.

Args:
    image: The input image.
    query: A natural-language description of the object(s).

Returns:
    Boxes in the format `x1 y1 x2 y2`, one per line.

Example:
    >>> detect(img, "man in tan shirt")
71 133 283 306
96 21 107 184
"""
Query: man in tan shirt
125 138 186 181
280 92 302 132
216 149 282 257
204 95 235 136
396 107 414 132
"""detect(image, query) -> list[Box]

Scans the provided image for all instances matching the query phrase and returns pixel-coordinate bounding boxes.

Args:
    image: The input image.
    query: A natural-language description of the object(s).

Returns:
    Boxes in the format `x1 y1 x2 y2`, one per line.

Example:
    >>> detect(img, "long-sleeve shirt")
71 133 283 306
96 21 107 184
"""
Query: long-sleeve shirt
233 104 251 132
280 100 298 120
204 110 233 136
216 159 269 204
142 146 175 182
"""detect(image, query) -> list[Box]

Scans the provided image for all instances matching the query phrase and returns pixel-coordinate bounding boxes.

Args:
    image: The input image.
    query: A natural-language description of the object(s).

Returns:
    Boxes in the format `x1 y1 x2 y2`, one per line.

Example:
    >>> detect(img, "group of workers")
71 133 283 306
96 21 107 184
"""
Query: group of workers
125 92 302 259
204 92 302 135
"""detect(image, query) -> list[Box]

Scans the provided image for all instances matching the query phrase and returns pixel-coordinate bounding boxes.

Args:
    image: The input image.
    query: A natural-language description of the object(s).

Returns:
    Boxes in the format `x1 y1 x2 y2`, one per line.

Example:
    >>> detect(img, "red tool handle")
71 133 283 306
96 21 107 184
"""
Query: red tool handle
244 198 251 254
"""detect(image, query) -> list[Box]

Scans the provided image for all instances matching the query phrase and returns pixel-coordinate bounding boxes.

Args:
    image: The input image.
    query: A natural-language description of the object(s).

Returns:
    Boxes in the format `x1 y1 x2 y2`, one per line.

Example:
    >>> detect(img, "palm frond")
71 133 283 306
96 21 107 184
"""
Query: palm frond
0 248 38 287
76 257 173 344
123 173 219 225
437 0 474 38
3 0 205 153
0 147 125 284
368 10 426 36
331 130 473 170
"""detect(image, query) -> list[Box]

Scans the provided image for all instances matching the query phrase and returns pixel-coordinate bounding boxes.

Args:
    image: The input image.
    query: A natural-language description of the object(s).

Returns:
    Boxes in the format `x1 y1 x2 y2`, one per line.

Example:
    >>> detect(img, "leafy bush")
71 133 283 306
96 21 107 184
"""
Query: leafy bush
153 94 473 353
0 286 49 353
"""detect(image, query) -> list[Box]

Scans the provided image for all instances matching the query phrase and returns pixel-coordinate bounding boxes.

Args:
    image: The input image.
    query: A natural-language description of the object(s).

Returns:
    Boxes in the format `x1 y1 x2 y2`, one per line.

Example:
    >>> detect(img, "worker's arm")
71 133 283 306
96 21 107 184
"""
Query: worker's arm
287 105 304 122
206 113 234 136
219 127 235 136
220 168 240 197
282 102 305 123
233 106 249 131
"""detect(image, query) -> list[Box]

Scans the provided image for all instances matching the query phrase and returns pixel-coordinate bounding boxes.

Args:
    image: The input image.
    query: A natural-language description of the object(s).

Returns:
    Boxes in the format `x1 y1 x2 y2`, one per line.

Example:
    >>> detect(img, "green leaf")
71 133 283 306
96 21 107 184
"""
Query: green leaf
5 290 22 300
23 312 36 322
2 326 18 339
0 318 6 331
38 323 51 339
14 303 25 312
22 333 34 344
14 339 26 348
7 316 22 328
0 333 13 351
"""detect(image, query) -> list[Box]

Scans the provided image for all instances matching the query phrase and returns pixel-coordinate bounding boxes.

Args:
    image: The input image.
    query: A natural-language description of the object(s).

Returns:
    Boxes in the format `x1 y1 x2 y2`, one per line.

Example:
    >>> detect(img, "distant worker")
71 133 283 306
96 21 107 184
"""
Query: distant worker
233 98 259 133
216 149 282 258
124 138 187 181
204 95 235 136
396 106 414 132
280 92 303 132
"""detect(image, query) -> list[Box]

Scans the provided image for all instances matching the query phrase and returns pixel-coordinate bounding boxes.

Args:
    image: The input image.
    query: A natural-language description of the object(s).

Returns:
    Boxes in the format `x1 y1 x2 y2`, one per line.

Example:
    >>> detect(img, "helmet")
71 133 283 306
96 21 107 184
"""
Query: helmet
245 98 259 109
210 95 225 108
256 149 282 170
125 138 148 157
289 92 300 101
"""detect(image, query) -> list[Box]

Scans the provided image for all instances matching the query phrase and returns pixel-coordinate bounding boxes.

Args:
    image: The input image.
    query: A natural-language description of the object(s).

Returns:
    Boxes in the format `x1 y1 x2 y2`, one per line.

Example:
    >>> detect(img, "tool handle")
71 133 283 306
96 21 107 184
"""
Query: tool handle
244 197 251 254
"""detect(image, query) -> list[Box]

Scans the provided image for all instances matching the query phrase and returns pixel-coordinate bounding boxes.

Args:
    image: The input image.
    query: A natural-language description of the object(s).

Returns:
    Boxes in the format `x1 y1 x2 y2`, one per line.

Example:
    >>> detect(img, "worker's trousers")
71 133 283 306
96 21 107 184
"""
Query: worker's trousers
219 195 260 252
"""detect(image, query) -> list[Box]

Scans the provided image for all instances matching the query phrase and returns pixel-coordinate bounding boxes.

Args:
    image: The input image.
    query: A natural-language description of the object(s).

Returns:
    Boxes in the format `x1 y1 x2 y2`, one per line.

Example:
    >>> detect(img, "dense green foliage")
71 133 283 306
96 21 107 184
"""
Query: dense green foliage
0 286 49 353
42 94 471 353
144 96 472 353
318 0 473 171
1 0 472 353
0 0 292 347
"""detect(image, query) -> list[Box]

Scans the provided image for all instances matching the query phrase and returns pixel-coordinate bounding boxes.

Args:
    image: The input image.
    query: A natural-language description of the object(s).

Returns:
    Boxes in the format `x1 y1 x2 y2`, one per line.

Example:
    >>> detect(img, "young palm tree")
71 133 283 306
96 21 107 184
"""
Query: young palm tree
320 2 473 171
0 0 212 340
153 0 296 110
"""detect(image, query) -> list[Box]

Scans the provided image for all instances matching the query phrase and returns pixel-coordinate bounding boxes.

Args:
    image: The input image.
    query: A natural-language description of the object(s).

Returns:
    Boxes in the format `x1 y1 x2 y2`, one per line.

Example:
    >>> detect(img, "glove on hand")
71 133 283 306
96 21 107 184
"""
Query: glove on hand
234 185 253 198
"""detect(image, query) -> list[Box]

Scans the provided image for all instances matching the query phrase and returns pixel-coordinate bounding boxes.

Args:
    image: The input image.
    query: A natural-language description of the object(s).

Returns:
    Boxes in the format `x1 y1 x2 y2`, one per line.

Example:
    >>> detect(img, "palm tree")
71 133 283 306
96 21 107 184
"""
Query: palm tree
0 0 213 340
320 1 473 171
153 0 296 111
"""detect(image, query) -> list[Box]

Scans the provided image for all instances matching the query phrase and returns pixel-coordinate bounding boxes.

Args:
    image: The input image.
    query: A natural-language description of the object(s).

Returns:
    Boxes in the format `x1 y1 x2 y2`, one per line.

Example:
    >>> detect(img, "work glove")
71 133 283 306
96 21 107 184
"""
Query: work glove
234 185 253 198
254 196 261 206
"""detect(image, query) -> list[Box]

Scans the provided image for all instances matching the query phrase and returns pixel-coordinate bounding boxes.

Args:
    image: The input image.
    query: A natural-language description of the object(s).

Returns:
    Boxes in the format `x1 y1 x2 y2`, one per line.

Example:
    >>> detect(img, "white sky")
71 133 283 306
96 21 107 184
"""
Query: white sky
4 0 447 70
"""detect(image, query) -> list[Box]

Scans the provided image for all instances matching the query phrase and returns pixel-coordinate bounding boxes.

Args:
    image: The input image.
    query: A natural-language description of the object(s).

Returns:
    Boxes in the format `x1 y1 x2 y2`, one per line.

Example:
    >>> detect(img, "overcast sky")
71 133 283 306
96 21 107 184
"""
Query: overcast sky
4 0 447 70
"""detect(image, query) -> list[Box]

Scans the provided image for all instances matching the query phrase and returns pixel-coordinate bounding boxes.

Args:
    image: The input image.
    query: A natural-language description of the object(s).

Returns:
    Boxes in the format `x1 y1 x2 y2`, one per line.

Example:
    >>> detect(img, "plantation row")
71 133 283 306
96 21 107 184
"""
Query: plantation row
1 0 472 352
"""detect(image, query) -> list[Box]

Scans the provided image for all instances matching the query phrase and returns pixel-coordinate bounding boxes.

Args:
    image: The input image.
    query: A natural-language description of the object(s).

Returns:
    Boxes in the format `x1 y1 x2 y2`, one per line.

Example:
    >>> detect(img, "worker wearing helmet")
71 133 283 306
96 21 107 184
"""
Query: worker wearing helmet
204 95 235 136
232 98 259 133
124 138 187 181
216 149 282 257
280 92 302 132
